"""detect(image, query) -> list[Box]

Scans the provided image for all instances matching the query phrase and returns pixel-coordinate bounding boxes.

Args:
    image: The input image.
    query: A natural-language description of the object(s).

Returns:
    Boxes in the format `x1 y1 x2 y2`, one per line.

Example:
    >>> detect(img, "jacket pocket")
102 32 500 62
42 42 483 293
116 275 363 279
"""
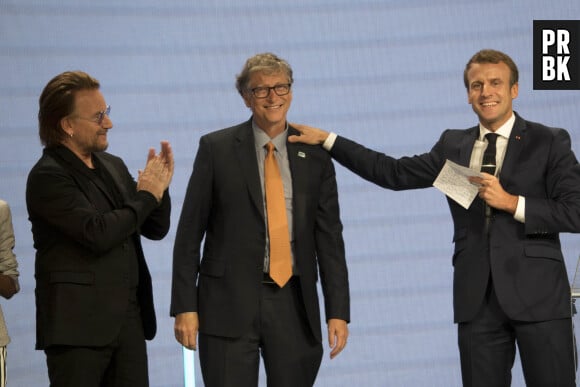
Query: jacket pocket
49 271 95 285
524 242 563 262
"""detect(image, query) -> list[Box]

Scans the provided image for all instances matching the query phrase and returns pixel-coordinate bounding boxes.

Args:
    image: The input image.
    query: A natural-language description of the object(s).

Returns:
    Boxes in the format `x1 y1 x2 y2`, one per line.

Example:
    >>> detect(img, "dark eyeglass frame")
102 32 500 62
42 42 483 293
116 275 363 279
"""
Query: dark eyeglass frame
248 84 292 99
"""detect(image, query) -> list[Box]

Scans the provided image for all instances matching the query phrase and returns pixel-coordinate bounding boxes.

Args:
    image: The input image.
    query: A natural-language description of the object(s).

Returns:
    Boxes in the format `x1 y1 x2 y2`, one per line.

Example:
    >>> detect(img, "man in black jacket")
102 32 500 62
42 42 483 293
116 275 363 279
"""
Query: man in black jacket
27 71 174 387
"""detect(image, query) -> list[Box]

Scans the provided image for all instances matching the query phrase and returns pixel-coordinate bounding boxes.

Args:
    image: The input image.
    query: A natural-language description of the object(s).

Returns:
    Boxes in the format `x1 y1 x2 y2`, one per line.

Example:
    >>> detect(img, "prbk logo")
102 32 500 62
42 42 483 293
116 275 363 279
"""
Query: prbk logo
533 20 580 90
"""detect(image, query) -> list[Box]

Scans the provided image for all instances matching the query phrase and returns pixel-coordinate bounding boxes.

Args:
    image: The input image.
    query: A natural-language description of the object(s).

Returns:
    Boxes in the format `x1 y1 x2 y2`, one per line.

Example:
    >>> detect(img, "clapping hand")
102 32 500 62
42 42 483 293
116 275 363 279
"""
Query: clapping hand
137 140 174 202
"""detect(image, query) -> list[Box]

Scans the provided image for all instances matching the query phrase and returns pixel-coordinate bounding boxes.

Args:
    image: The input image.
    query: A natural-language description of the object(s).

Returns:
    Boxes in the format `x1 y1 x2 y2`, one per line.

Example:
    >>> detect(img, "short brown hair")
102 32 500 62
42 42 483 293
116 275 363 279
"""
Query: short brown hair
463 49 519 89
235 53 293 96
38 71 100 147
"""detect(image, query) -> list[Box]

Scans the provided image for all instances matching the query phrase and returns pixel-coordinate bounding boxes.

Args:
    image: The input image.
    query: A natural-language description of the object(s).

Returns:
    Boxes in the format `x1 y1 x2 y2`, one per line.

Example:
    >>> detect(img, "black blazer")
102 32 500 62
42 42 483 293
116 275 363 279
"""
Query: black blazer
329 113 580 323
26 146 171 349
171 119 350 342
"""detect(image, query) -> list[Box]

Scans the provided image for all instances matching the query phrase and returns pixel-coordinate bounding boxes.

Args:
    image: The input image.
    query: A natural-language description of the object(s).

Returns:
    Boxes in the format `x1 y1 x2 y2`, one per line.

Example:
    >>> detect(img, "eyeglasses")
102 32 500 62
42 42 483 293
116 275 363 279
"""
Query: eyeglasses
248 84 291 98
71 105 111 126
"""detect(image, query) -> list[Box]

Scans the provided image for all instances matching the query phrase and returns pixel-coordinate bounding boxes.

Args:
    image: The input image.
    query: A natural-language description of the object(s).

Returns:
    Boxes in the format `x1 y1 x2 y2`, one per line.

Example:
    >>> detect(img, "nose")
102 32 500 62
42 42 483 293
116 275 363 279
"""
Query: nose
265 88 276 99
480 83 492 96
102 114 113 129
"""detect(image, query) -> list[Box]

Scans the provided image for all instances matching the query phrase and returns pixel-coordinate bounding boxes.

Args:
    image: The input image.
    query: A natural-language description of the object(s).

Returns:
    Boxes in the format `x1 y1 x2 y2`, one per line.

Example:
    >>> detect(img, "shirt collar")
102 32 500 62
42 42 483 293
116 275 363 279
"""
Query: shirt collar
479 112 515 140
252 121 288 151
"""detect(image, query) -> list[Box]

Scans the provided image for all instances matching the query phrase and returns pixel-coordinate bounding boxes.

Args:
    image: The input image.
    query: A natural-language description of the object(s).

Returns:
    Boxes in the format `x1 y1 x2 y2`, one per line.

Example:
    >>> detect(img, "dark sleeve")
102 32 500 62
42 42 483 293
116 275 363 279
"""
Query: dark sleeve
26 161 160 255
314 154 350 322
139 189 171 241
525 128 580 234
170 136 213 315
331 134 442 190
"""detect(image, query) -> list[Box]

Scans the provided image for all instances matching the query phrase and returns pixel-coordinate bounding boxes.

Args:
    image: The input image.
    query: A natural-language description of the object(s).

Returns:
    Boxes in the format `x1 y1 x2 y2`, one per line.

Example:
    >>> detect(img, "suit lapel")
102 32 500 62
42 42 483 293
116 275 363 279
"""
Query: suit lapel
234 120 265 218
287 127 310 198
459 126 479 167
458 127 481 212
94 153 129 203
498 114 525 182
52 147 118 206
287 127 311 230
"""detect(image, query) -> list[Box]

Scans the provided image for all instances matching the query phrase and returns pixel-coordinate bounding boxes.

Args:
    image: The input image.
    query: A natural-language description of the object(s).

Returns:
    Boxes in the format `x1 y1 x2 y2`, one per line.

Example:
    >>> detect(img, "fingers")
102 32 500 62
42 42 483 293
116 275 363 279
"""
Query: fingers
470 173 495 188
175 334 197 351
329 331 347 359
144 147 172 177
137 141 174 200
160 140 172 154
138 156 171 201
157 141 175 178
144 156 166 176
477 175 500 192
162 142 175 177
287 125 328 145
328 319 349 359
287 134 300 143
160 141 173 163
147 147 155 162
288 123 306 144
175 331 197 351
146 141 173 165
290 123 307 133
174 312 199 351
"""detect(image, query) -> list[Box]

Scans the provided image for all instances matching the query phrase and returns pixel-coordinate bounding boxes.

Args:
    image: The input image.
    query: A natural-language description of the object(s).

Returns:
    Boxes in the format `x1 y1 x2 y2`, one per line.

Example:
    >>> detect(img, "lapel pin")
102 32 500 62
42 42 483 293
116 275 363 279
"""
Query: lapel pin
298 151 306 158
515 135 521 140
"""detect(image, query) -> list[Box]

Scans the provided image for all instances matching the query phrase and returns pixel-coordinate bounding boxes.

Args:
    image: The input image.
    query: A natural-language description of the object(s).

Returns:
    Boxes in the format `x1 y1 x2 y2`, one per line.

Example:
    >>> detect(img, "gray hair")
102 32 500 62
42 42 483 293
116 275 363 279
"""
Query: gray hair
235 52 293 96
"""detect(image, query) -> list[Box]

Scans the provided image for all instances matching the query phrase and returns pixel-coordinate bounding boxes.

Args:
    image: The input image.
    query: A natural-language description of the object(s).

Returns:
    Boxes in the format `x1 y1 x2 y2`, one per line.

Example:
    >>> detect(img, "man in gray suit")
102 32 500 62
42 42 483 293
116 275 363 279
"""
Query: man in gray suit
290 49 580 387
171 52 350 387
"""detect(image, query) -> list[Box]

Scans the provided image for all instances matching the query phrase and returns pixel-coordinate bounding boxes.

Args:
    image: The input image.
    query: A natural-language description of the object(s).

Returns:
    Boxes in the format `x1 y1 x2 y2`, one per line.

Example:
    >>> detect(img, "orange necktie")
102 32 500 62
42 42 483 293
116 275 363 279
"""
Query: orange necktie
264 142 292 287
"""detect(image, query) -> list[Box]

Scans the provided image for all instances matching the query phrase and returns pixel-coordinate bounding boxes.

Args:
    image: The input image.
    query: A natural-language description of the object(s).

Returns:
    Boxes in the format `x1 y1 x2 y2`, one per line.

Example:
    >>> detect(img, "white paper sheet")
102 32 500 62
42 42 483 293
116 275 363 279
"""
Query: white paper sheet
433 159 482 209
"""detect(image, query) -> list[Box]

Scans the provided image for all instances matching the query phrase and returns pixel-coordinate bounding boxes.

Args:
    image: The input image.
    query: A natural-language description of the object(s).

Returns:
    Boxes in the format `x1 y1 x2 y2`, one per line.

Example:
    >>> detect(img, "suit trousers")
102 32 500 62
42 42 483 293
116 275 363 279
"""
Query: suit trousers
199 277 323 387
44 299 148 387
458 280 576 387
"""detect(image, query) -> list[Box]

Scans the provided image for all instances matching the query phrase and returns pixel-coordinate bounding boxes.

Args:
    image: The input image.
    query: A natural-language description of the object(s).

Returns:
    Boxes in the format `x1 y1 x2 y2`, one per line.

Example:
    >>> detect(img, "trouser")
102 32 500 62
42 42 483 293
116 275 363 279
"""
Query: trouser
199 277 323 387
45 300 148 387
458 283 576 387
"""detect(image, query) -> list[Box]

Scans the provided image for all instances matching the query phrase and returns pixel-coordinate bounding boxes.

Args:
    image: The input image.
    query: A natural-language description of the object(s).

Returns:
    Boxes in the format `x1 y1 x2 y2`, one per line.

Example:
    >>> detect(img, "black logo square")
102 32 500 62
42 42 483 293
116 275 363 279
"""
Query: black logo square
533 20 580 90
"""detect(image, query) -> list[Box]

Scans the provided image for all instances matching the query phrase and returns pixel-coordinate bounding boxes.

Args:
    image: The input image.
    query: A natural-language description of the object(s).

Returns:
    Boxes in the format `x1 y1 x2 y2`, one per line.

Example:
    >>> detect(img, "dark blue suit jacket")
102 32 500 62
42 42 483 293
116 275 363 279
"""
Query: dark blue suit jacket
330 113 580 323
171 119 350 342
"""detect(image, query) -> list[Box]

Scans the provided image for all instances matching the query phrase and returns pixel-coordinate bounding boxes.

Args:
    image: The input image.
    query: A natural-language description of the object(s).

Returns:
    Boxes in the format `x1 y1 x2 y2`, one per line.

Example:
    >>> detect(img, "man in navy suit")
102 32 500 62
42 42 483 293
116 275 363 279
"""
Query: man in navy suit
290 49 580 387
171 53 350 386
